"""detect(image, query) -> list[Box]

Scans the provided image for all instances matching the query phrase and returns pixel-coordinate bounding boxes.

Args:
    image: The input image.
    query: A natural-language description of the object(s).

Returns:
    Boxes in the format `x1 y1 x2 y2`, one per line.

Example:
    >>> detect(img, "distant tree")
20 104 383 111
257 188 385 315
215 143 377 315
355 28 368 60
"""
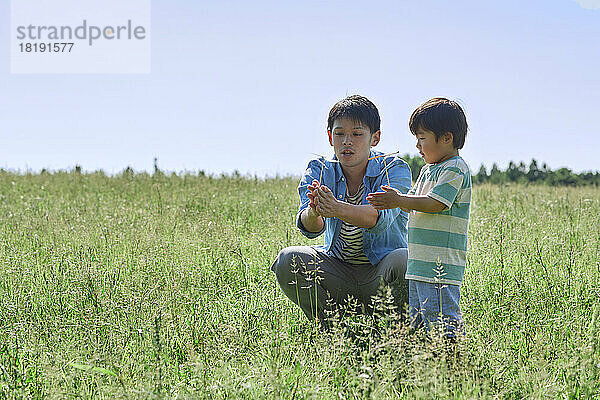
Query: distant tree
548 168 580 186
401 153 425 182
527 159 542 182
474 164 489 184
542 163 550 175
122 166 134 177
517 162 528 183
489 163 505 184
506 161 526 182
580 171 600 186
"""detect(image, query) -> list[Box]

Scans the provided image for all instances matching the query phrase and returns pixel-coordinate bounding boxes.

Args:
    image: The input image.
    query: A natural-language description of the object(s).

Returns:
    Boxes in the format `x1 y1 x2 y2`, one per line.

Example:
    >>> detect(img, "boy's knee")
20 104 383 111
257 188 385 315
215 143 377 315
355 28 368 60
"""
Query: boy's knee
382 248 408 284
378 249 408 309
271 246 304 282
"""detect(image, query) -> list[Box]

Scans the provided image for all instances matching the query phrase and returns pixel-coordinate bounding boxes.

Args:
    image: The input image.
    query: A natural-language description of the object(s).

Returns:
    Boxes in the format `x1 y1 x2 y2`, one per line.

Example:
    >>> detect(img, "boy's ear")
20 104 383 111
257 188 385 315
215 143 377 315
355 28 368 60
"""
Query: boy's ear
370 130 381 146
443 132 454 144
327 130 333 146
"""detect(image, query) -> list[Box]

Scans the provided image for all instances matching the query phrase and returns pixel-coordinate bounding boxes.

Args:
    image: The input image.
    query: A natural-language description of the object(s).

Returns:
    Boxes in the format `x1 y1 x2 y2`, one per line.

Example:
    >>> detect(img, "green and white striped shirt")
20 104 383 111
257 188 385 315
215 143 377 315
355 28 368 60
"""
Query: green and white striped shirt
405 156 471 286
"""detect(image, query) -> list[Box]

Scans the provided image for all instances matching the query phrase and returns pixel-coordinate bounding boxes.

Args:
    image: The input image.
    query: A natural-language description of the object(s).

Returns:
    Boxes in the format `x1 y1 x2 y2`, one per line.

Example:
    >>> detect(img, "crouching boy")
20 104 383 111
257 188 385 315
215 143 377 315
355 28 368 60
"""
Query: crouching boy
271 95 412 326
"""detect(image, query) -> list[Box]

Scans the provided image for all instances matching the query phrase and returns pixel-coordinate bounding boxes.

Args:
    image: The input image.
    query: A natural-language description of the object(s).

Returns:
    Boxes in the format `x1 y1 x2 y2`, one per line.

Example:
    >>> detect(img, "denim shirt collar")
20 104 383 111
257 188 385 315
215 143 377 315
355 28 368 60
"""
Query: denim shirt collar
331 150 382 181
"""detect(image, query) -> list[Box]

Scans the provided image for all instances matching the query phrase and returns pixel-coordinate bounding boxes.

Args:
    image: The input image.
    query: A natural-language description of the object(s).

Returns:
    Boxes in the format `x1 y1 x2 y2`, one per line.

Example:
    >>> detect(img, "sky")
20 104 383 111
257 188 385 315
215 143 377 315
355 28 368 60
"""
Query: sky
1 0 599 176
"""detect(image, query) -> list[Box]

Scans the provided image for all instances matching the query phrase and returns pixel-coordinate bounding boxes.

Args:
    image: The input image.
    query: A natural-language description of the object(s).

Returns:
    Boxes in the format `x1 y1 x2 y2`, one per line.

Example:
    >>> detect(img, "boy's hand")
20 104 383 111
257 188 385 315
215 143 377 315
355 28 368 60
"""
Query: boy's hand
314 185 341 218
301 180 325 232
306 179 321 214
366 185 404 210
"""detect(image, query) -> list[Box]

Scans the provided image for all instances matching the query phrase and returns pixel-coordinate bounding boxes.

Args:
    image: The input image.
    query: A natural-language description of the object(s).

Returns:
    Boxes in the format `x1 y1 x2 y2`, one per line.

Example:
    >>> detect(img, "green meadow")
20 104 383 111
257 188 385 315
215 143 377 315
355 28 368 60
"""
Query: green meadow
1 170 599 399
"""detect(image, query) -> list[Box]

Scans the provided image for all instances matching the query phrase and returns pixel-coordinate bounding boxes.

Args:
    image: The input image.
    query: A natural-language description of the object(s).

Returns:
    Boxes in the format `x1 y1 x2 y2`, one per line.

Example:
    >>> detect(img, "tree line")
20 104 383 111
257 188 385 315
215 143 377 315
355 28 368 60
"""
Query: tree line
400 154 600 186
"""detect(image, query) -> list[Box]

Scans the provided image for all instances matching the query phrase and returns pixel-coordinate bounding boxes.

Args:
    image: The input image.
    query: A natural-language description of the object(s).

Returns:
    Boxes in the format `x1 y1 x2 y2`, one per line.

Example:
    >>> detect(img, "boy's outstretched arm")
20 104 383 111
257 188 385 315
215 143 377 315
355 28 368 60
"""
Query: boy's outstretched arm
367 185 446 213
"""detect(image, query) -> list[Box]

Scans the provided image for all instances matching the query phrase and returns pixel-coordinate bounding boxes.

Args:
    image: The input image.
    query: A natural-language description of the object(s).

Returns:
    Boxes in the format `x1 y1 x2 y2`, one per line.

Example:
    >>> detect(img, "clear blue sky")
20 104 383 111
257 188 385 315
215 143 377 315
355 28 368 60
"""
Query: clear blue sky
2 0 599 176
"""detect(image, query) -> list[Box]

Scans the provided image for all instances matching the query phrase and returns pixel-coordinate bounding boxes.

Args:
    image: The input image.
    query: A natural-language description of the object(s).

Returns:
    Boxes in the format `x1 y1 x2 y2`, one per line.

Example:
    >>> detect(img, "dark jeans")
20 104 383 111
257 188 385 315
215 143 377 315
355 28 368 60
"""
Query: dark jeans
271 246 408 322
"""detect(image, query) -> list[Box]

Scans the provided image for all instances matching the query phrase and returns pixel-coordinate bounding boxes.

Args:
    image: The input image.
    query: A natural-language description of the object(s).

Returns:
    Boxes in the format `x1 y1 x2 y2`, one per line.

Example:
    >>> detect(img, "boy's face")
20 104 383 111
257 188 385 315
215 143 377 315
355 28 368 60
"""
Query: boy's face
328 118 380 169
414 126 456 164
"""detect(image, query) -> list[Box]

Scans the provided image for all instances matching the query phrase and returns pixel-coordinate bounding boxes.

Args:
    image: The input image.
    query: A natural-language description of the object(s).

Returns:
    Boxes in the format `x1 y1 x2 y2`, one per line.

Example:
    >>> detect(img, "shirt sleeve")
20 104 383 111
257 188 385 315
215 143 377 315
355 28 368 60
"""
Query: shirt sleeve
365 157 412 235
295 159 326 238
427 166 465 209
407 169 420 195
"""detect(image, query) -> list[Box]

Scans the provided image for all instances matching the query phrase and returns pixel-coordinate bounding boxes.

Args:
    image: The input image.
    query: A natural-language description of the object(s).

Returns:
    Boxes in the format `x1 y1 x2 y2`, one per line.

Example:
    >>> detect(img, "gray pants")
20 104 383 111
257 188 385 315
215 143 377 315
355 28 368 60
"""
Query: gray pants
271 246 408 322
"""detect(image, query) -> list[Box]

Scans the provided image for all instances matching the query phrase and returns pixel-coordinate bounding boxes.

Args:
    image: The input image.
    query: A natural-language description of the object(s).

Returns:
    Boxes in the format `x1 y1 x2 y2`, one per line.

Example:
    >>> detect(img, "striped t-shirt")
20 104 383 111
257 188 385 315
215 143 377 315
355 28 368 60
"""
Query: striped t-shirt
330 183 371 264
405 156 471 286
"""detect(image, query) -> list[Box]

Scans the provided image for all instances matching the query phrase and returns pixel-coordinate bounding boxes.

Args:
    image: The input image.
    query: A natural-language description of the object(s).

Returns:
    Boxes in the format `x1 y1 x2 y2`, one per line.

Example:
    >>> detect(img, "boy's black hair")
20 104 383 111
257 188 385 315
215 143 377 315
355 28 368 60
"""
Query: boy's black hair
327 95 380 134
409 98 468 149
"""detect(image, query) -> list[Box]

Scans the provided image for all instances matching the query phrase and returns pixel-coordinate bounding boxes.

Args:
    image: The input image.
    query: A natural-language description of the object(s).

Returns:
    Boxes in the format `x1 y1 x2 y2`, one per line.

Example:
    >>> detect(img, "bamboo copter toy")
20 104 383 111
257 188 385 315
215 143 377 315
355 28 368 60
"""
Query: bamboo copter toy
309 153 338 185
368 151 399 187
311 151 400 187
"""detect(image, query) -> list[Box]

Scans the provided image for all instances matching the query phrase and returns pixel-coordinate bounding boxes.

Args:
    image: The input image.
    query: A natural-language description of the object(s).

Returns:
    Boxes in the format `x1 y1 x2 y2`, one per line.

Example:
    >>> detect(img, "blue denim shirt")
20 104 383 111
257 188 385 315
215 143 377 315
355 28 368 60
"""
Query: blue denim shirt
296 150 412 265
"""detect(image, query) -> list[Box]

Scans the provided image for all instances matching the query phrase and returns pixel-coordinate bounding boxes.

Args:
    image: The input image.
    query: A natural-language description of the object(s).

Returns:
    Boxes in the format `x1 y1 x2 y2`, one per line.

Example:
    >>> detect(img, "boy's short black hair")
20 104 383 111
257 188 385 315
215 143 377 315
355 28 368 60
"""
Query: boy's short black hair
409 98 468 149
327 95 380 134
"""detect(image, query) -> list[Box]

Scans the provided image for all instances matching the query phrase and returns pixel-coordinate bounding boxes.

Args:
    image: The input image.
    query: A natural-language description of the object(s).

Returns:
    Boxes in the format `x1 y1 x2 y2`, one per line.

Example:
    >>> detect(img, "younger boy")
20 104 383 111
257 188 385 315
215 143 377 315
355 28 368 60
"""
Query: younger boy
367 98 471 336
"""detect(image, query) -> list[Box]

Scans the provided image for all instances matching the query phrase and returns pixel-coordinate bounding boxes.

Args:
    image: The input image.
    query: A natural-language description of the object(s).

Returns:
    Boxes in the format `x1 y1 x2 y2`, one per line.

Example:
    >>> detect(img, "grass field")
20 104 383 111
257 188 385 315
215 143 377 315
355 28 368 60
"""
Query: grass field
1 170 599 399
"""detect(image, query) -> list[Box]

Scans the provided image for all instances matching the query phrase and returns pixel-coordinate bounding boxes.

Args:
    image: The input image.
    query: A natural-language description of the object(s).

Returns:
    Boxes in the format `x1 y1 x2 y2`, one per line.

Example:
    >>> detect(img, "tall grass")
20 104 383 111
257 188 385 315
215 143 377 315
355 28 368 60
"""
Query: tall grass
0 171 599 398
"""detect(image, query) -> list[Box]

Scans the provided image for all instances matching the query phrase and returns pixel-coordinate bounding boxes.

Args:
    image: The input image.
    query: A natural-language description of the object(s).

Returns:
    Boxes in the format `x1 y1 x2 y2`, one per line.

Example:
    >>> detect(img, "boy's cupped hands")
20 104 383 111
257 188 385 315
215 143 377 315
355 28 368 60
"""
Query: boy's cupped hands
307 180 341 218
